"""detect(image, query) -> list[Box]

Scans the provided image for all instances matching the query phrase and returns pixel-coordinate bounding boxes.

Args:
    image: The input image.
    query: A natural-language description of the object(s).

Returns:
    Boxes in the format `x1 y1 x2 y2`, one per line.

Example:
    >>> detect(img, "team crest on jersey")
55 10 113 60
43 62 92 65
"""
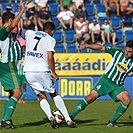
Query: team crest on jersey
117 63 127 72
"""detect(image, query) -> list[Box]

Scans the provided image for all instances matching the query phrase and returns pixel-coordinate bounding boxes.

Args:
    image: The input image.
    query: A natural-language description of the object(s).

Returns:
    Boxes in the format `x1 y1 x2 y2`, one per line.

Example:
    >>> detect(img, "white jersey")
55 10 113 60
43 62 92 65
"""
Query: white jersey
57 11 74 21
35 0 48 7
23 30 56 72
75 21 86 34
89 23 100 33
72 0 84 8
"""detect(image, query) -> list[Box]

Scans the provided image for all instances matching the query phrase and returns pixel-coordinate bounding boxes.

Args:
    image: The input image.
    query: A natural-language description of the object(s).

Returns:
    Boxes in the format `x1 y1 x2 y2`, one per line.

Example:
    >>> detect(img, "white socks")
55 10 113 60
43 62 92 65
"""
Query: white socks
40 99 53 120
40 96 71 122
53 95 71 122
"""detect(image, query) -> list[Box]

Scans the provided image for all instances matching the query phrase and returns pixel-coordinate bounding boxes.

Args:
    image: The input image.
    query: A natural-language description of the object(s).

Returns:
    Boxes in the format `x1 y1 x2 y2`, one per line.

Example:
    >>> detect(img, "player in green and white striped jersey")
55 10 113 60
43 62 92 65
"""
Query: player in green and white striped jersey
0 3 25 129
70 41 133 127
17 46 27 104
0 3 24 41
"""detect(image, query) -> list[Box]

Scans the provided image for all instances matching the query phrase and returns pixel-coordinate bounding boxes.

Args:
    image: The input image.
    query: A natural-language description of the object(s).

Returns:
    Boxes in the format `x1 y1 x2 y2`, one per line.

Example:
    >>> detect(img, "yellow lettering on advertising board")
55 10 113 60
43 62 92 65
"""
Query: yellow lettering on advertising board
60 79 91 97
69 81 75 96
1 86 8 96
55 53 111 76
84 81 91 95
76 81 83 96
61 79 67 97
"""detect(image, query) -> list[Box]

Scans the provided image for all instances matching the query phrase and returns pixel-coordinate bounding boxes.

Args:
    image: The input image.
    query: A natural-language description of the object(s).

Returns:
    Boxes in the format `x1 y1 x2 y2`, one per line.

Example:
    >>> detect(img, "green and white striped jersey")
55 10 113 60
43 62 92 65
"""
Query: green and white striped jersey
0 34 22 63
104 47 133 85
0 27 9 41
16 56 25 75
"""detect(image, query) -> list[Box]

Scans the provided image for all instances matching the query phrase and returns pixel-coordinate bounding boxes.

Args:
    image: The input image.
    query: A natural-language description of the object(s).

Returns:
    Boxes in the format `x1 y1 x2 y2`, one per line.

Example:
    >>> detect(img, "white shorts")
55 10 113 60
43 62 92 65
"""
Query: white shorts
25 72 55 95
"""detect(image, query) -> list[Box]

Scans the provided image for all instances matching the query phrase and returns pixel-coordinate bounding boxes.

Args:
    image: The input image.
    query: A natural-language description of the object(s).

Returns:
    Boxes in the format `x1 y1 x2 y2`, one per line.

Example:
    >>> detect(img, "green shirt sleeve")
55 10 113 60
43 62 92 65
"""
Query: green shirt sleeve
105 46 122 56
0 27 9 41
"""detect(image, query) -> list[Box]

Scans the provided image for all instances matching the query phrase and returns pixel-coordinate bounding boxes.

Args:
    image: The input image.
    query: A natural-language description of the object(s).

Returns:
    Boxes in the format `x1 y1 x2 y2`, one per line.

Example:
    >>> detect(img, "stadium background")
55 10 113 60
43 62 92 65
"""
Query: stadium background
1 53 133 100
0 0 133 101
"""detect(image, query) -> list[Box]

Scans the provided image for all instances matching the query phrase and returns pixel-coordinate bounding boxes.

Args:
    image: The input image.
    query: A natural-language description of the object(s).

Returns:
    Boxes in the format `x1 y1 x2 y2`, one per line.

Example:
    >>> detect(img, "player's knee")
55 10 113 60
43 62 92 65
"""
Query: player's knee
125 98 131 106
12 88 22 99
86 91 98 103
37 92 47 101
17 89 22 98
122 96 131 106
50 92 57 98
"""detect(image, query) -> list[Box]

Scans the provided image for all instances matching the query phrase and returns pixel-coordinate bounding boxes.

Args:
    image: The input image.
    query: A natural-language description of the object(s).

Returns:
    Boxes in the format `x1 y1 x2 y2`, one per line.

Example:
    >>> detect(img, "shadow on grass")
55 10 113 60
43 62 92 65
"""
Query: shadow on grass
118 121 133 126
74 119 98 125
16 118 49 128
16 118 98 128
74 119 107 127
70 119 133 127
16 118 133 128
60 119 99 127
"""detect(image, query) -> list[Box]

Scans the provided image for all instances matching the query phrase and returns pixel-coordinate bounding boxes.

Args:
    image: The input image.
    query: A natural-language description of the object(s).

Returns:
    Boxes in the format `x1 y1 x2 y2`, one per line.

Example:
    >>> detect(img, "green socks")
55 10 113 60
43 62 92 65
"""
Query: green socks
109 103 128 122
3 97 17 121
22 89 26 100
70 100 128 122
70 98 88 119
1 99 9 121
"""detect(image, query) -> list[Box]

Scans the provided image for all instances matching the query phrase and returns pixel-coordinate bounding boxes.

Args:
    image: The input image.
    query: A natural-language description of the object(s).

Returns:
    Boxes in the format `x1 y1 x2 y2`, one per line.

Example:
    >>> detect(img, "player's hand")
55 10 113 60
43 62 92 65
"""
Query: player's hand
79 44 88 50
52 73 59 81
19 2 25 13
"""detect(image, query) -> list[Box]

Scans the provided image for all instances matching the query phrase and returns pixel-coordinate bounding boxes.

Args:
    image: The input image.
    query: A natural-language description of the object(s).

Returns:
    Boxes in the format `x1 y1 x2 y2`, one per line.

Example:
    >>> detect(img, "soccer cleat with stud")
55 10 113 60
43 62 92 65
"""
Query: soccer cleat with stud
107 121 118 127
66 120 76 128
50 117 59 129
1 120 16 129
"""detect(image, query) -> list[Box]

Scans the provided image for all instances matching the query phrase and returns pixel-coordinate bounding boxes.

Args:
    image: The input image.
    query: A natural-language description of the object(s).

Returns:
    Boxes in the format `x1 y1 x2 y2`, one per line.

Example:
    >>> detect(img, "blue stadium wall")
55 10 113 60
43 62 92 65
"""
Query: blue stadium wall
0 53 133 100
1 76 132 100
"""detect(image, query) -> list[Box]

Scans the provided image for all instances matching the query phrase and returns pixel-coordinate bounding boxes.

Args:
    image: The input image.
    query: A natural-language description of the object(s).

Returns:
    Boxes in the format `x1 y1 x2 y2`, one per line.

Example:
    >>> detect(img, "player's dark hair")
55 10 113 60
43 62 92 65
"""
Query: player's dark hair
2 12 15 24
43 21 55 31
126 41 133 49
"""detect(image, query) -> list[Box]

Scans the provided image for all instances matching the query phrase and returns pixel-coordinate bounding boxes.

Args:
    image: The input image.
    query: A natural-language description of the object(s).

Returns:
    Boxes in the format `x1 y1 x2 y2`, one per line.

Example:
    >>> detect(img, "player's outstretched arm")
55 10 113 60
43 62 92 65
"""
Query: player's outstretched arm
79 44 105 51
6 2 25 33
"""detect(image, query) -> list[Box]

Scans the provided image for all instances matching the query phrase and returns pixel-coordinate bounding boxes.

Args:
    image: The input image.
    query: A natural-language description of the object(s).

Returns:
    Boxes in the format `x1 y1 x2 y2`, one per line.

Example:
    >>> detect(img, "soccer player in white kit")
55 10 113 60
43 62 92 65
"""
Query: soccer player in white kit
21 22 75 128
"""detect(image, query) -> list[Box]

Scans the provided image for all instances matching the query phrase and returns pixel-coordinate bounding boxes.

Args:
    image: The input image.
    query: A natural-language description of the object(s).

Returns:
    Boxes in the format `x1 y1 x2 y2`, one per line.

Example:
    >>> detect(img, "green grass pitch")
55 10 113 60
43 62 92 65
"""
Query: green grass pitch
0 100 133 133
